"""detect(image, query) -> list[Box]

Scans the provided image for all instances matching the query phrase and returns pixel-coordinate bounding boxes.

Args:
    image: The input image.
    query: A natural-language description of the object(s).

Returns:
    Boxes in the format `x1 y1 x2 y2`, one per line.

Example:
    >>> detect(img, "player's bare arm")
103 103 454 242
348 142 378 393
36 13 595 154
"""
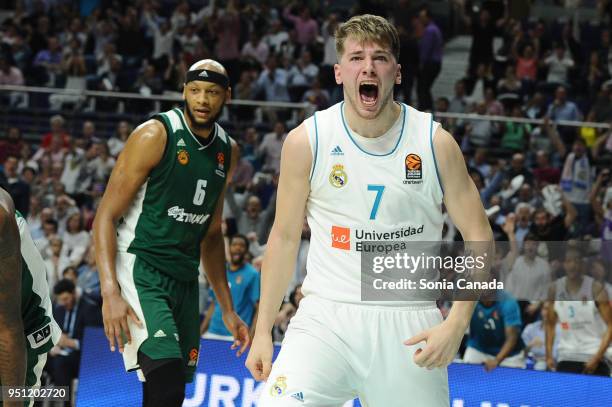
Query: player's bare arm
93 119 166 353
0 188 26 404
246 123 312 381
484 326 520 371
200 139 250 355
584 282 612 374
405 126 493 369
544 285 558 370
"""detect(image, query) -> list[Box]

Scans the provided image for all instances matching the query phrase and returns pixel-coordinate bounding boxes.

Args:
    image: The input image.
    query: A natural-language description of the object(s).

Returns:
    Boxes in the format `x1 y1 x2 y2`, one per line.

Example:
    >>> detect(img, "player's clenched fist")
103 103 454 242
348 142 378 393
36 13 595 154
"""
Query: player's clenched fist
245 333 274 381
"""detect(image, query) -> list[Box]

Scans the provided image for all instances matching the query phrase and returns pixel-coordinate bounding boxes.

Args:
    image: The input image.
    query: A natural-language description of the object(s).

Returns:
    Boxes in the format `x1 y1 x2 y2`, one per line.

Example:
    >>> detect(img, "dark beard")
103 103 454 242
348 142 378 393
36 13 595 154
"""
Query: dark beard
184 101 224 131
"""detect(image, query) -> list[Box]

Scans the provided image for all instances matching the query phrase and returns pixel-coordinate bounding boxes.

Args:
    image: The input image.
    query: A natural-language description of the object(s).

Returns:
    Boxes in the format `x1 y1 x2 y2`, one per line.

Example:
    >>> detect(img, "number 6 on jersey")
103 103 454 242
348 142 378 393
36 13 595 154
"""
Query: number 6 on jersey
193 179 207 205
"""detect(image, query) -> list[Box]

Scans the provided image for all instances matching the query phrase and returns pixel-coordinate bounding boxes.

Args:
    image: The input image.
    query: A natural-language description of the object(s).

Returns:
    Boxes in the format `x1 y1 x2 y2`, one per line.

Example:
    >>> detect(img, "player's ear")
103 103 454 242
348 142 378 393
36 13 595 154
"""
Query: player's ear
226 86 232 103
396 64 402 85
334 63 343 85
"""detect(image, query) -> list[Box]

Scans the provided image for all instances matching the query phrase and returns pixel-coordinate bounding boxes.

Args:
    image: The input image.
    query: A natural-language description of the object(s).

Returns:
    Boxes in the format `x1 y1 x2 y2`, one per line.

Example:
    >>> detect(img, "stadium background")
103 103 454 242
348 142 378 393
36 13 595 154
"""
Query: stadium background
1 0 611 405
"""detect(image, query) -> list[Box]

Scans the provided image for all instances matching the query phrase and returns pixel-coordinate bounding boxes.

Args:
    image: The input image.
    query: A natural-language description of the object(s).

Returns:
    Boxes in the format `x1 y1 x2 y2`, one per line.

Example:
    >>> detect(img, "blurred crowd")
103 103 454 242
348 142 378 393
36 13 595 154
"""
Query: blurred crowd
1 0 612 394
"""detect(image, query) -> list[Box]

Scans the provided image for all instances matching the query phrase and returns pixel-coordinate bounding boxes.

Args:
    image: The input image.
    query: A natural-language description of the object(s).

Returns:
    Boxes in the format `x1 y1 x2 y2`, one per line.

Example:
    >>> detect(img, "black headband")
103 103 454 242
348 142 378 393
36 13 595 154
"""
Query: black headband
185 69 229 88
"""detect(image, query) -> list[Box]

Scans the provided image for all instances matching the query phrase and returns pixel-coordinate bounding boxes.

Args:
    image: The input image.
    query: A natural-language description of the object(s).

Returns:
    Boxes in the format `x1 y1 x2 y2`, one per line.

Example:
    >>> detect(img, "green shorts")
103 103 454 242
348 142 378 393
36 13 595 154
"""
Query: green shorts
0 343 49 407
115 252 200 382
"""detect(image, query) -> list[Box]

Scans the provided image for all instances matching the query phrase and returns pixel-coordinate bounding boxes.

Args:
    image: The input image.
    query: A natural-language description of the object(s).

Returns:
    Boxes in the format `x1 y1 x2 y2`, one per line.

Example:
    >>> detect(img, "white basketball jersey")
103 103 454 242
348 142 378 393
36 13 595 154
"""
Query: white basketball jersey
302 102 444 305
554 276 611 362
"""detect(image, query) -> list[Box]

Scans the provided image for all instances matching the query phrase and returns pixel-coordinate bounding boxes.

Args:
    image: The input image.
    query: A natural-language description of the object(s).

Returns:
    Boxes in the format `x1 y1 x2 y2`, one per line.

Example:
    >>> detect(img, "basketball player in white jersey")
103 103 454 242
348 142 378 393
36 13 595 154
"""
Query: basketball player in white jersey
545 246 612 376
246 15 493 406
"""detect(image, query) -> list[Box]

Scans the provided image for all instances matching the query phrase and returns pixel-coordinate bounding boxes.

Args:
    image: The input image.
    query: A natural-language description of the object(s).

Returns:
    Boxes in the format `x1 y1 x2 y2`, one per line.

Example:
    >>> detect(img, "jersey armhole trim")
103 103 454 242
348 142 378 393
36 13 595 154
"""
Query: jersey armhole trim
430 115 444 196
309 112 319 183
151 115 171 166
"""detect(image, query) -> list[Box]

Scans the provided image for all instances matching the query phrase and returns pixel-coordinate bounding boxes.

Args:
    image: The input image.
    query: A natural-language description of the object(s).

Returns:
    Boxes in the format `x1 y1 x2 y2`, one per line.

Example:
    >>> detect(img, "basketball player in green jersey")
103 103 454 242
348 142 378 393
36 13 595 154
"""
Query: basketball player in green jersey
94 60 249 407
0 187 62 407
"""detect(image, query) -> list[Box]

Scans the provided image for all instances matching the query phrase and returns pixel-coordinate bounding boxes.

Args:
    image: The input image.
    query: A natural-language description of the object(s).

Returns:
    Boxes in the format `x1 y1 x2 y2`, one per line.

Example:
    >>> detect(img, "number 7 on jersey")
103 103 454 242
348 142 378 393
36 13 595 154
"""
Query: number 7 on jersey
367 185 385 220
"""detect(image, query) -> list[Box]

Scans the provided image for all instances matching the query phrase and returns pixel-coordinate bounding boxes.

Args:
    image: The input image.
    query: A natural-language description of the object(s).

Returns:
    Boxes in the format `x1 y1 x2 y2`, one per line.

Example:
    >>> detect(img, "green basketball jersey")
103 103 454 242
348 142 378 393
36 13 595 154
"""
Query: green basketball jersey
15 211 61 354
117 108 233 281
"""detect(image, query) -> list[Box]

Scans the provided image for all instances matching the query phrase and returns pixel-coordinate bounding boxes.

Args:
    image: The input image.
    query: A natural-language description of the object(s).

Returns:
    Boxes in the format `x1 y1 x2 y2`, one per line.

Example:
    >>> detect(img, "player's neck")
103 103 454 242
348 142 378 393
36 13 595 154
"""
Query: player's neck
183 110 215 140
344 100 401 139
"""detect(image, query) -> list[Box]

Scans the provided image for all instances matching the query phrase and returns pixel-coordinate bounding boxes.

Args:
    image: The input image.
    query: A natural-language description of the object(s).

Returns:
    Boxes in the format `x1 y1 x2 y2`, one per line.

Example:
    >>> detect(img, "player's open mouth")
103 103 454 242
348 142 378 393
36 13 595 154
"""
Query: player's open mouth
359 83 378 106
195 108 210 117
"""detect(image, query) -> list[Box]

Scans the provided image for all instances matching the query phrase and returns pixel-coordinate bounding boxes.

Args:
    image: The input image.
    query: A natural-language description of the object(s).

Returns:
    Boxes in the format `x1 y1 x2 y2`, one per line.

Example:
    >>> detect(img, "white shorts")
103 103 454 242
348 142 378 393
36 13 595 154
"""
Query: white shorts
259 296 449 407
463 346 526 369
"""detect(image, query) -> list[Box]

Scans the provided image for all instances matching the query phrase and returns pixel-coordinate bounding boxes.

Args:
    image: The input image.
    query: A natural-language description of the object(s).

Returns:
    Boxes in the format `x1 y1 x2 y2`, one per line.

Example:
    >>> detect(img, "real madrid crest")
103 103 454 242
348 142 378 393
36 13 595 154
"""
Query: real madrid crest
177 149 189 165
270 375 287 397
329 164 347 188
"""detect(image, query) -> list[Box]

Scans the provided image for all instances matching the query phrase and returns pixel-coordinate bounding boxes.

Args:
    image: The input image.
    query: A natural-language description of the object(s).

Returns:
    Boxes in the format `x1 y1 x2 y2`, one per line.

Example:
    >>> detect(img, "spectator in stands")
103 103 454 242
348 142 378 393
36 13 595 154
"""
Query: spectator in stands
512 203 534 247
201 234 260 338
142 5 176 68
115 10 146 67
226 174 277 244
501 105 531 152
503 227 551 301
514 43 538 93
32 35 63 86
529 117 567 167
287 50 319 101
533 150 561 186
581 51 609 101
0 127 25 164
302 78 331 111
591 121 612 161
264 19 289 56
107 120 132 157
590 258 612 299
484 88 504 116
522 305 560 370
32 211 57 248
466 64 495 105
89 141 115 184
76 244 100 298
40 115 70 149
497 66 521 96
241 31 270 68
283 3 318 47
258 121 287 174
465 8 500 77
547 86 582 124
49 279 102 396
213 0 241 84
43 235 63 292
60 137 86 195
95 42 122 77
1 154 30 215
32 131 68 166
589 169 612 263
416 5 443 111
545 247 611 376
0 53 25 106
524 92 546 119
561 138 594 232
543 43 575 86
464 290 526 370
59 211 89 271
464 102 495 148
449 79 468 114
179 24 203 60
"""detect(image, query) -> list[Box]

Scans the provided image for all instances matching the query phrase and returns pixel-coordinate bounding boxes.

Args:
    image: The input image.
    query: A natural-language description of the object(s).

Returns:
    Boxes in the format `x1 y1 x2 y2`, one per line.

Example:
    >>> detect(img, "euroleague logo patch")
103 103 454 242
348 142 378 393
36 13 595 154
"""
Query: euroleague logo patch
188 348 199 366
329 164 348 188
270 375 287 397
403 153 423 185
177 149 190 165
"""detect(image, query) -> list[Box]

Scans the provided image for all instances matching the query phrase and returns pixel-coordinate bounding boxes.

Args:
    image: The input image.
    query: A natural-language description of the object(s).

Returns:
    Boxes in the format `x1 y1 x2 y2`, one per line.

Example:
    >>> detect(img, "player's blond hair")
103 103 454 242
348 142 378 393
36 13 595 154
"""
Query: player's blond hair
335 14 400 61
